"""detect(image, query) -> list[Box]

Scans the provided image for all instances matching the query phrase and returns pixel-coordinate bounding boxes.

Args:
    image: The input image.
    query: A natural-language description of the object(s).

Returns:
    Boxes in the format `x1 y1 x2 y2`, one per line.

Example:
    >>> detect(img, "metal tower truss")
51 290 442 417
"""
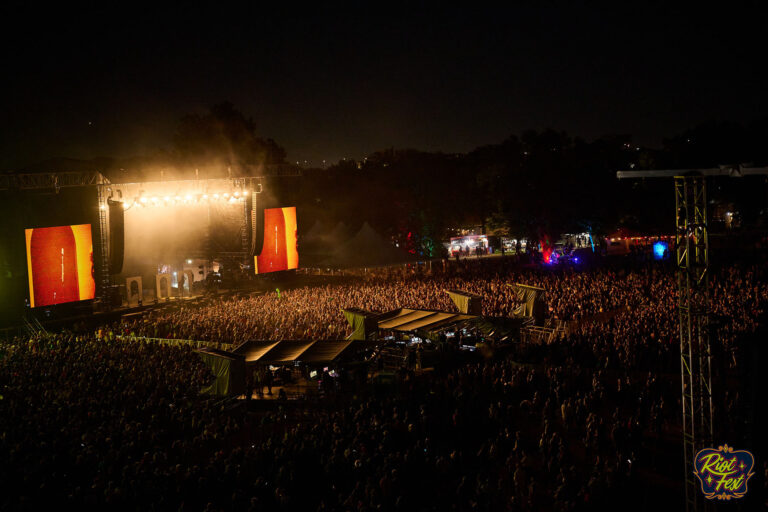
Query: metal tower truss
0 171 110 191
674 176 714 511
96 185 112 309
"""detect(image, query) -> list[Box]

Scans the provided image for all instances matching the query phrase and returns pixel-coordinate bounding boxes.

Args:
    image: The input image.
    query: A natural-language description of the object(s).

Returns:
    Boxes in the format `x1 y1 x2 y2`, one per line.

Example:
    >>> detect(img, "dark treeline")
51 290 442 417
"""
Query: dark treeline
295 120 768 256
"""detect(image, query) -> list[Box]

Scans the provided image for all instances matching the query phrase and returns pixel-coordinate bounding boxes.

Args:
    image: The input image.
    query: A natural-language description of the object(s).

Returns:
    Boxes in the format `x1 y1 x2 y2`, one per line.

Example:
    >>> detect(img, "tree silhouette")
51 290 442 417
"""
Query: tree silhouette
172 102 286 168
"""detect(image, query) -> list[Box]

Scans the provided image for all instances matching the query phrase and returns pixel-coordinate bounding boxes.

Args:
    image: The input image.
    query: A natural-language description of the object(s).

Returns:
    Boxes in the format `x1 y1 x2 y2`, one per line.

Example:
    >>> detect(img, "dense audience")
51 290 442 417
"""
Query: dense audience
1 256 766 510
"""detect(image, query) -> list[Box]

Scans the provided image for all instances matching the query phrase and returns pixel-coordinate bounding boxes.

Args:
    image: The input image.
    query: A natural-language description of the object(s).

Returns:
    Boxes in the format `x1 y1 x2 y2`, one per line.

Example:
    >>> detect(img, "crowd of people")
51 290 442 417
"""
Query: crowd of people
120 258 768 352
1 256 766 510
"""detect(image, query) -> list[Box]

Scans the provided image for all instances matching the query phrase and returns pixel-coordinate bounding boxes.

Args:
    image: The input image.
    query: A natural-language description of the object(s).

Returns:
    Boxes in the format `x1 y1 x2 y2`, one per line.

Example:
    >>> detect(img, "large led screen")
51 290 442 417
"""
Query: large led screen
25 224 96 308
254 207 298 274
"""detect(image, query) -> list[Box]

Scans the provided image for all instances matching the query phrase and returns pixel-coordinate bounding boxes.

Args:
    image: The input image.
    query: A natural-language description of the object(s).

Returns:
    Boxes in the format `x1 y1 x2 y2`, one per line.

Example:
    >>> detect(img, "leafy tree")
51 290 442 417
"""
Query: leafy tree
172 102 286 168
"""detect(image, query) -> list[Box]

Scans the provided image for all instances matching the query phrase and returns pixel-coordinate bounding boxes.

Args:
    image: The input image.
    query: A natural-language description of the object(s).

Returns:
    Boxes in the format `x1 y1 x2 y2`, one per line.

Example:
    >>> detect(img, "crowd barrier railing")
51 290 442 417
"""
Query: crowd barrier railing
116 334 233 352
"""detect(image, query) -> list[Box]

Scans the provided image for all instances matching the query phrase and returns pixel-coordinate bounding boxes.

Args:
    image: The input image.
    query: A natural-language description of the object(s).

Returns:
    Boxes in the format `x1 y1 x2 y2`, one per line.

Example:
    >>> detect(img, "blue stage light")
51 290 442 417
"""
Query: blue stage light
653 241 667 260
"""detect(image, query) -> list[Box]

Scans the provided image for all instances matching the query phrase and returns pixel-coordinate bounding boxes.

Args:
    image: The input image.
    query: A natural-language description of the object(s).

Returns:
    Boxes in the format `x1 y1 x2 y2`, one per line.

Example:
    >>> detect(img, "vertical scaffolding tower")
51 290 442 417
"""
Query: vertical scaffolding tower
674 176 713 512
617 165 768 511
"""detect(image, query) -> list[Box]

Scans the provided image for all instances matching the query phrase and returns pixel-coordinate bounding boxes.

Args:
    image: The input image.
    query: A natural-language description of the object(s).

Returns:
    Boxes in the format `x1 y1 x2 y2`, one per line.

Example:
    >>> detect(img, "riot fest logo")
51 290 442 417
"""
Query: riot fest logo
693 444 755 500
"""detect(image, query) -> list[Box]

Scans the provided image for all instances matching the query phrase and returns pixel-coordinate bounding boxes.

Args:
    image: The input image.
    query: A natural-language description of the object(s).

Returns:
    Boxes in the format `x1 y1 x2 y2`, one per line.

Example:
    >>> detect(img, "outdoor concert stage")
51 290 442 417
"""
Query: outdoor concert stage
0 168 300 329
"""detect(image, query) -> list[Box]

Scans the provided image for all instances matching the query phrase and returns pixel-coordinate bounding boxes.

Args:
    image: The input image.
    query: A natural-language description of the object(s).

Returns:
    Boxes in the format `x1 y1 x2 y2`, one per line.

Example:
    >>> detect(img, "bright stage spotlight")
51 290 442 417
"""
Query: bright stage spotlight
184 194 192 202
139 196 148 204
202 194 209 200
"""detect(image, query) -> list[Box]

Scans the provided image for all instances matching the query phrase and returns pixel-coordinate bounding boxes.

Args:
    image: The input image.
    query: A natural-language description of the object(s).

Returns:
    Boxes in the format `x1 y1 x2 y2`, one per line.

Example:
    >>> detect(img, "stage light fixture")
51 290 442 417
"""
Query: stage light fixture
223 192 230 198
213 193 220 199
139 196 148 203
202 194 209 200
185 194 192 201
234 190 240 197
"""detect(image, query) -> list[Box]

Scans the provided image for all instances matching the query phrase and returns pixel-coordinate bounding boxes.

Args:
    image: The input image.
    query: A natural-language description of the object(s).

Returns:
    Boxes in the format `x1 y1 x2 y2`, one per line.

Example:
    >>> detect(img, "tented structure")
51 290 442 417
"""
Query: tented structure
259 341 316 364
231 340 280 362
303 220 327 241
232 339 360 364
376 308 478 339
322 222 415 268
326 222 351 243
468 316 529 342
343 308 381 340
445 289 483 315
372 307 527 343
508 283 546 324
196 348 246 396
301 221 353 266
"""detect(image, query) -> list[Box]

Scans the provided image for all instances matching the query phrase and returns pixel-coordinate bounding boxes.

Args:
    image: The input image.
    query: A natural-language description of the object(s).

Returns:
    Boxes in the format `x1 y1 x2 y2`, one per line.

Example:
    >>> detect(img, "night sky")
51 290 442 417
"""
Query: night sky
2 4 767 170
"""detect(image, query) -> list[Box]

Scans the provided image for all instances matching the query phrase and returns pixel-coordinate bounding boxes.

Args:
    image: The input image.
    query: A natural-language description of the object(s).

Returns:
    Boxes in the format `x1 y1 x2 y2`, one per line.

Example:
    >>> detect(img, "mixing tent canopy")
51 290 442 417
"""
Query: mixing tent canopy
508 283 546 324
324 222 415 268
445 289 483 315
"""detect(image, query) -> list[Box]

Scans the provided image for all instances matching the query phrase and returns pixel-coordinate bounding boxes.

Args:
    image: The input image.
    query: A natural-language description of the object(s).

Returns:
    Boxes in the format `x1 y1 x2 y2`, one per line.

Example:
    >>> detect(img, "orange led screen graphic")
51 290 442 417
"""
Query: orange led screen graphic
25 224 96 308
254 207 298 274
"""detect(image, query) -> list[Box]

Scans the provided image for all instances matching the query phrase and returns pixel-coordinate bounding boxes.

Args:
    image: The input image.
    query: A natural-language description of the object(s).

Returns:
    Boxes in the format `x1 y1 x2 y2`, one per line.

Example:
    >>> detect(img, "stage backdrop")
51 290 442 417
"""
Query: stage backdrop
25 224 95 308
254 207 298 274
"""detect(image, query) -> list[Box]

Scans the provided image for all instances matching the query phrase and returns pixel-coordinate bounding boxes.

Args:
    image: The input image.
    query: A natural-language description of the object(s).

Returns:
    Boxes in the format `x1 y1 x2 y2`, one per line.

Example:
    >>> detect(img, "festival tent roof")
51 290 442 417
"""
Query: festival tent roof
259 340 316 363
232 340 281 363
322 222 416 268
300 221 352 266
326 221 351 243
304 220 326 240
299 340 355 362
377 308 478 333
233 340 362 364
376 308 527 342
